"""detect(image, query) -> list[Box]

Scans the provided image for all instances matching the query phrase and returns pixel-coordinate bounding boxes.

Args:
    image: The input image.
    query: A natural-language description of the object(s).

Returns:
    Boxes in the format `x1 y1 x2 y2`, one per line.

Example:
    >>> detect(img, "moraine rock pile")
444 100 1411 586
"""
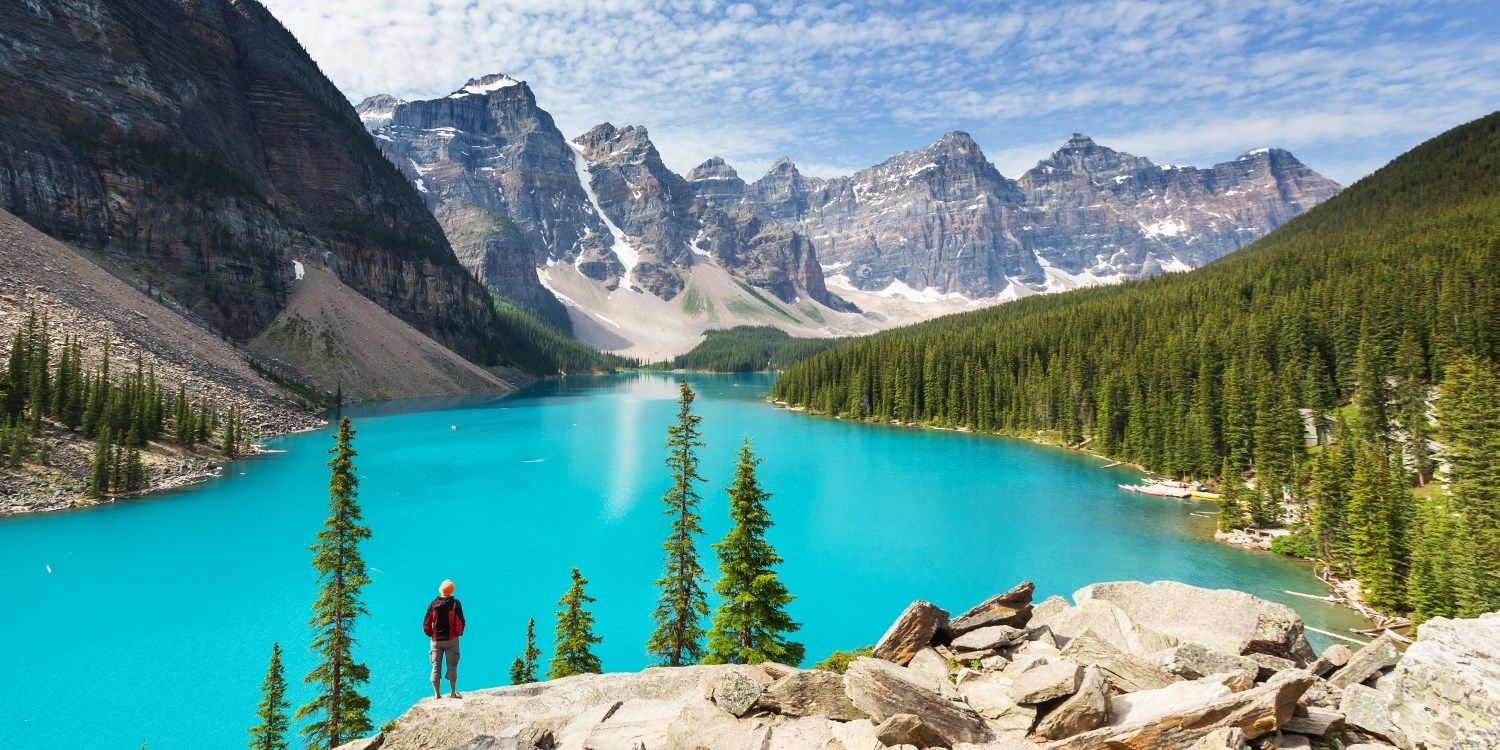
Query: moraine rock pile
342 581 1499 750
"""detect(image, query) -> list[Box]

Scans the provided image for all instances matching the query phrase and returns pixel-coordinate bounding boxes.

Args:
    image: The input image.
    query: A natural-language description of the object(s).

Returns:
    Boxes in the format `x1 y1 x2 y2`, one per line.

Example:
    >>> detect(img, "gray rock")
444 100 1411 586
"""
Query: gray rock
875 713 951 749
1340 683 1409 747
1327 631 1403 689
1107 673 1248 727
1048 671 1314 750
945 581 1036 637
874 600 950 666
1246 652 1297 681
759 669 865 721
1277 734 1312 750
1308 643 1353 677
1034 665 1111 740
908 647 952 682
1073 581 1316 664
1379 612 1500 750
1061 630 1180 693
712 669 764 716
951 625 1027 654
843 657 994 744
1156 643 1260 682
955 678 1037 736
1007 659 1082 704
1033 598 1178 657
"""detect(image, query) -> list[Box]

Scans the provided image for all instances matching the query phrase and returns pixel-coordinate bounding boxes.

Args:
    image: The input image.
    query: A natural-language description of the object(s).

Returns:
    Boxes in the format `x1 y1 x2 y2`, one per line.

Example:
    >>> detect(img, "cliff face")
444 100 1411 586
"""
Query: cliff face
0 0 502 361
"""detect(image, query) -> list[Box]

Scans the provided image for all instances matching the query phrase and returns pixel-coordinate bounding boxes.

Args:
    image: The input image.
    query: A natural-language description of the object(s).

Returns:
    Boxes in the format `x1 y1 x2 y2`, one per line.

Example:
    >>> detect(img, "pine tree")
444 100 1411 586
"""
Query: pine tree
548 567 602 679
249 643 289 750
1216 457 1249 532
1394 331 1434 483
295 417 373 748
123 447 145 492
1347 445 1402 611
89 427 113 497
647 381 709 666
1306 441 1351 567
704 440 804 666
509 618 541 685
1435 355 1500 613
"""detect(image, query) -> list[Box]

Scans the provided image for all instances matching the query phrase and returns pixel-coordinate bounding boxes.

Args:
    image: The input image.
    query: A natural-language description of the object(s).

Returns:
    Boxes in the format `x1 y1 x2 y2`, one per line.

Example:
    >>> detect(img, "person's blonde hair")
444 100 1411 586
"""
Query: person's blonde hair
439 579 455 596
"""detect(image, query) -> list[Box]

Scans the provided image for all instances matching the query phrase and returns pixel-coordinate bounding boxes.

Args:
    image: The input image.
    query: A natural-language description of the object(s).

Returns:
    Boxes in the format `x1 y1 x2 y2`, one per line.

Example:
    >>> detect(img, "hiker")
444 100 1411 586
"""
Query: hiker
423 579 466 699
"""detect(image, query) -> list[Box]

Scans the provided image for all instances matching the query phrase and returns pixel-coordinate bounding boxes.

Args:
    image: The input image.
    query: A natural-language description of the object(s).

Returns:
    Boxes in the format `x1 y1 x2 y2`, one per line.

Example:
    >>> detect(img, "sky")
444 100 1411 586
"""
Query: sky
260 0 1500 186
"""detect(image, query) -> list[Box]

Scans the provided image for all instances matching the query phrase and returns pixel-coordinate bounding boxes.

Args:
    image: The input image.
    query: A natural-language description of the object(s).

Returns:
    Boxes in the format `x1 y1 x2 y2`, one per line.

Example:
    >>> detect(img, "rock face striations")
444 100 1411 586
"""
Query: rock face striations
0 0 504 362
343 579 1493 750
362 74 1334 359
360 78 846 337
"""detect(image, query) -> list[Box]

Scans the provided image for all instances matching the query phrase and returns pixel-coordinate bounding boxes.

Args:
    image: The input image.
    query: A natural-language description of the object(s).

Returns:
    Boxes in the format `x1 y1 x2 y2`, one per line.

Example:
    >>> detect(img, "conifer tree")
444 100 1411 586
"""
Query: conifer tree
296 417 373 748
89 427 113 497
509 618 541 685
548 567 602 679
1306 440 1351 566
1394 331 1433 483
1216 457 1249 532
1347 445 1402 611
1435 355 1500 613
647 381 709 666
705 440 804 666
249 642 289 750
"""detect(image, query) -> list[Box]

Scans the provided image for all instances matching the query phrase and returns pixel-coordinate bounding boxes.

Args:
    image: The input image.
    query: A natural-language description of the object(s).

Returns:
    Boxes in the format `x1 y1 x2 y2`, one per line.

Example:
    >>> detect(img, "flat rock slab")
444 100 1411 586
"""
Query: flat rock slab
1061 630 1180 693
1281 707 1344 737
875 600 950 665
844 657 994 745
1156 643 1260 682
958 677 1038 734
952 625 1027 653
946 581 1037 637
1046 671 1314 750
1328 631 1402 689
1008 659 1083 704
1108 673 1245 727
1073 581 1315 664
1033 598 1179 657
1379 612 1500 750
1034 665 1111 740
758 669 866 721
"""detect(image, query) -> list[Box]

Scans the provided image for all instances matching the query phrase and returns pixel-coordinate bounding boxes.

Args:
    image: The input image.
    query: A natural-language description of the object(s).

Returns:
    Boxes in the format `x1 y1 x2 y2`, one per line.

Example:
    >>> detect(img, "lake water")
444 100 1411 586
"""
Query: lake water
0 372 1366 749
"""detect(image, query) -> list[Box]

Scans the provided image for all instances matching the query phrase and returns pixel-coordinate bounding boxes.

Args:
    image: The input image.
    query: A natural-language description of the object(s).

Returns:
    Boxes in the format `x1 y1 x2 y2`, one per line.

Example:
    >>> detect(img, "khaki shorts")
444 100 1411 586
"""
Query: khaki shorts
430 637 459 682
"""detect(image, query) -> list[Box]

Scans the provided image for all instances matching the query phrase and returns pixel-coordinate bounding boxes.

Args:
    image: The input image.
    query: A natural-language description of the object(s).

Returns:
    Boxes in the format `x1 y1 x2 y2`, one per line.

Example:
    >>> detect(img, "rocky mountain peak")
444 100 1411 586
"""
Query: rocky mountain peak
688 156 739 182
766 156 800 176
354 93 406 127
448 72 524 98
1062 132 1098 150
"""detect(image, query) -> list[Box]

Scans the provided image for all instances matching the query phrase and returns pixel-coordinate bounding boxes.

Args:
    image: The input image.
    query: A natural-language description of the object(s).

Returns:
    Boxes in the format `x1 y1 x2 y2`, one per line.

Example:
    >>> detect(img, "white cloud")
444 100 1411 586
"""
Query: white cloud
260 0 1500 185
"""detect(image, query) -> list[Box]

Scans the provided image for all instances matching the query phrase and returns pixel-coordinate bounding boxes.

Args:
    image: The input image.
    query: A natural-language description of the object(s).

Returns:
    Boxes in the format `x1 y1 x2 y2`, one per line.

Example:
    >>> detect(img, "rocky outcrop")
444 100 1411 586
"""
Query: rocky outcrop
1073 581 1317 664
354 581 1495 750
1377 612 1500 749
0 0 504 361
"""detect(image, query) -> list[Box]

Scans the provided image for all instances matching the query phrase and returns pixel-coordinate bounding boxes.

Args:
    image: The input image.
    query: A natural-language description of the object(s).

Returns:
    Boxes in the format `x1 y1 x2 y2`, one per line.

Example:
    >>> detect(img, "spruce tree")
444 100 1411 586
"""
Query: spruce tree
647 381 709 666
89 427 113 497
1216 457 1249 532
509 618 541 685
249 642 289 750
705 440 804 666
1436 355 1500 612
295 417 373 748
1348 445 1402 611
548 567 602 679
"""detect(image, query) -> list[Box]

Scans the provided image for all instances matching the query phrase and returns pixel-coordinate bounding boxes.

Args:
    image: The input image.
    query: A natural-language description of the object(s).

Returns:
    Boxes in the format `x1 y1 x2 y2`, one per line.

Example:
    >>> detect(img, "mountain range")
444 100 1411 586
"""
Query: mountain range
359 74 1340 359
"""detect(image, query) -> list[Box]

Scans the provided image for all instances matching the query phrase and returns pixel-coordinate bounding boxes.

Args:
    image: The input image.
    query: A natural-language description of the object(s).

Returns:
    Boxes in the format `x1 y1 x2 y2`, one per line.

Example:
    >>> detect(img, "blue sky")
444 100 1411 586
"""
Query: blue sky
262 0 1499 185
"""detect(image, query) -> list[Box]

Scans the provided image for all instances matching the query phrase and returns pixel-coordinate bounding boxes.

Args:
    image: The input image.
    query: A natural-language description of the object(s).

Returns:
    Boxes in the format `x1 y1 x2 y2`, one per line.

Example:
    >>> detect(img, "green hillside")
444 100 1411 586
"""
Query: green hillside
654 326 848 372
773 112 1500 620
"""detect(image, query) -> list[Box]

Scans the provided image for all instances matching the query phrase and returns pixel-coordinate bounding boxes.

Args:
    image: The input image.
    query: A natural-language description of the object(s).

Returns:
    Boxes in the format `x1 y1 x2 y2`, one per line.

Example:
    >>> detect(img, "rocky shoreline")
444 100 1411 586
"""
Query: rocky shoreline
337 579 1497 750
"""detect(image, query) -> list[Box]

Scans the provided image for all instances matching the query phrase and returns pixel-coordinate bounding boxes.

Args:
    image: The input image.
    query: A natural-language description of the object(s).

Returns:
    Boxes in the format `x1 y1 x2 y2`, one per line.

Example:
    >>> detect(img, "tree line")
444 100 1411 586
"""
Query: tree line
651 326 848 373
1 310 253 496
771 113 1500 622
249 381 804 749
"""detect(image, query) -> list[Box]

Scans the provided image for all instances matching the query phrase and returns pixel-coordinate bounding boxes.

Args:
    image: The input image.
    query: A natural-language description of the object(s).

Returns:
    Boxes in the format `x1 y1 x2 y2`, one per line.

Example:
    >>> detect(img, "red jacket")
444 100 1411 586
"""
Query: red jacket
423 596 465 639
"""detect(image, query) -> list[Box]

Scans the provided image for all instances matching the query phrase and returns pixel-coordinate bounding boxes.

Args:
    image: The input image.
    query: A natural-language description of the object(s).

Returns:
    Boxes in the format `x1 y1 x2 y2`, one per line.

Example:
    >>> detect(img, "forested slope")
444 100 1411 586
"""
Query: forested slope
772 112 1500 620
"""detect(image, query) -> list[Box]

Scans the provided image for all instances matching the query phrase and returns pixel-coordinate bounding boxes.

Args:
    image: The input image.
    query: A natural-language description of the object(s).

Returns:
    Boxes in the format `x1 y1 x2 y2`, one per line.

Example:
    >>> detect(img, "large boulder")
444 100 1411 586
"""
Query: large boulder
1047 671 1314 750
875 713 951 749
1107 673 1251 727
758 669 866 720
1154 643 1260 683
945 581 1036 637
1033 665 1111 740
1340 683 1409 747
843 657 994 744
712 669 764 716
874 600 950 665
1008 659 1083 704
1379 612 1500 749
1072 582 1316 664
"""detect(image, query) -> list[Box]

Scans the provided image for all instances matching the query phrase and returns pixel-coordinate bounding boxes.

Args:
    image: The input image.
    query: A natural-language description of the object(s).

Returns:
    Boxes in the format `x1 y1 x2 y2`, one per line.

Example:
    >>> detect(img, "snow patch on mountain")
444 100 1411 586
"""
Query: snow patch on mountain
571 145 639 291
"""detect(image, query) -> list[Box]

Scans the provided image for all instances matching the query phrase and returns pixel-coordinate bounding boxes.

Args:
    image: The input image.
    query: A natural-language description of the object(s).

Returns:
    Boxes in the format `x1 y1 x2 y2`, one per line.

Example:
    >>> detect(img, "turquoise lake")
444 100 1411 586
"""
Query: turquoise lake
0 372 1368 749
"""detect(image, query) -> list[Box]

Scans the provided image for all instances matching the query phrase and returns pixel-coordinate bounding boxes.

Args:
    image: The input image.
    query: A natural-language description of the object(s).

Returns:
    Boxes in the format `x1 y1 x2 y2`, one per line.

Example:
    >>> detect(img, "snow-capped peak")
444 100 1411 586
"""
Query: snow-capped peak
449 73 522 99
1238 147 1272 160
